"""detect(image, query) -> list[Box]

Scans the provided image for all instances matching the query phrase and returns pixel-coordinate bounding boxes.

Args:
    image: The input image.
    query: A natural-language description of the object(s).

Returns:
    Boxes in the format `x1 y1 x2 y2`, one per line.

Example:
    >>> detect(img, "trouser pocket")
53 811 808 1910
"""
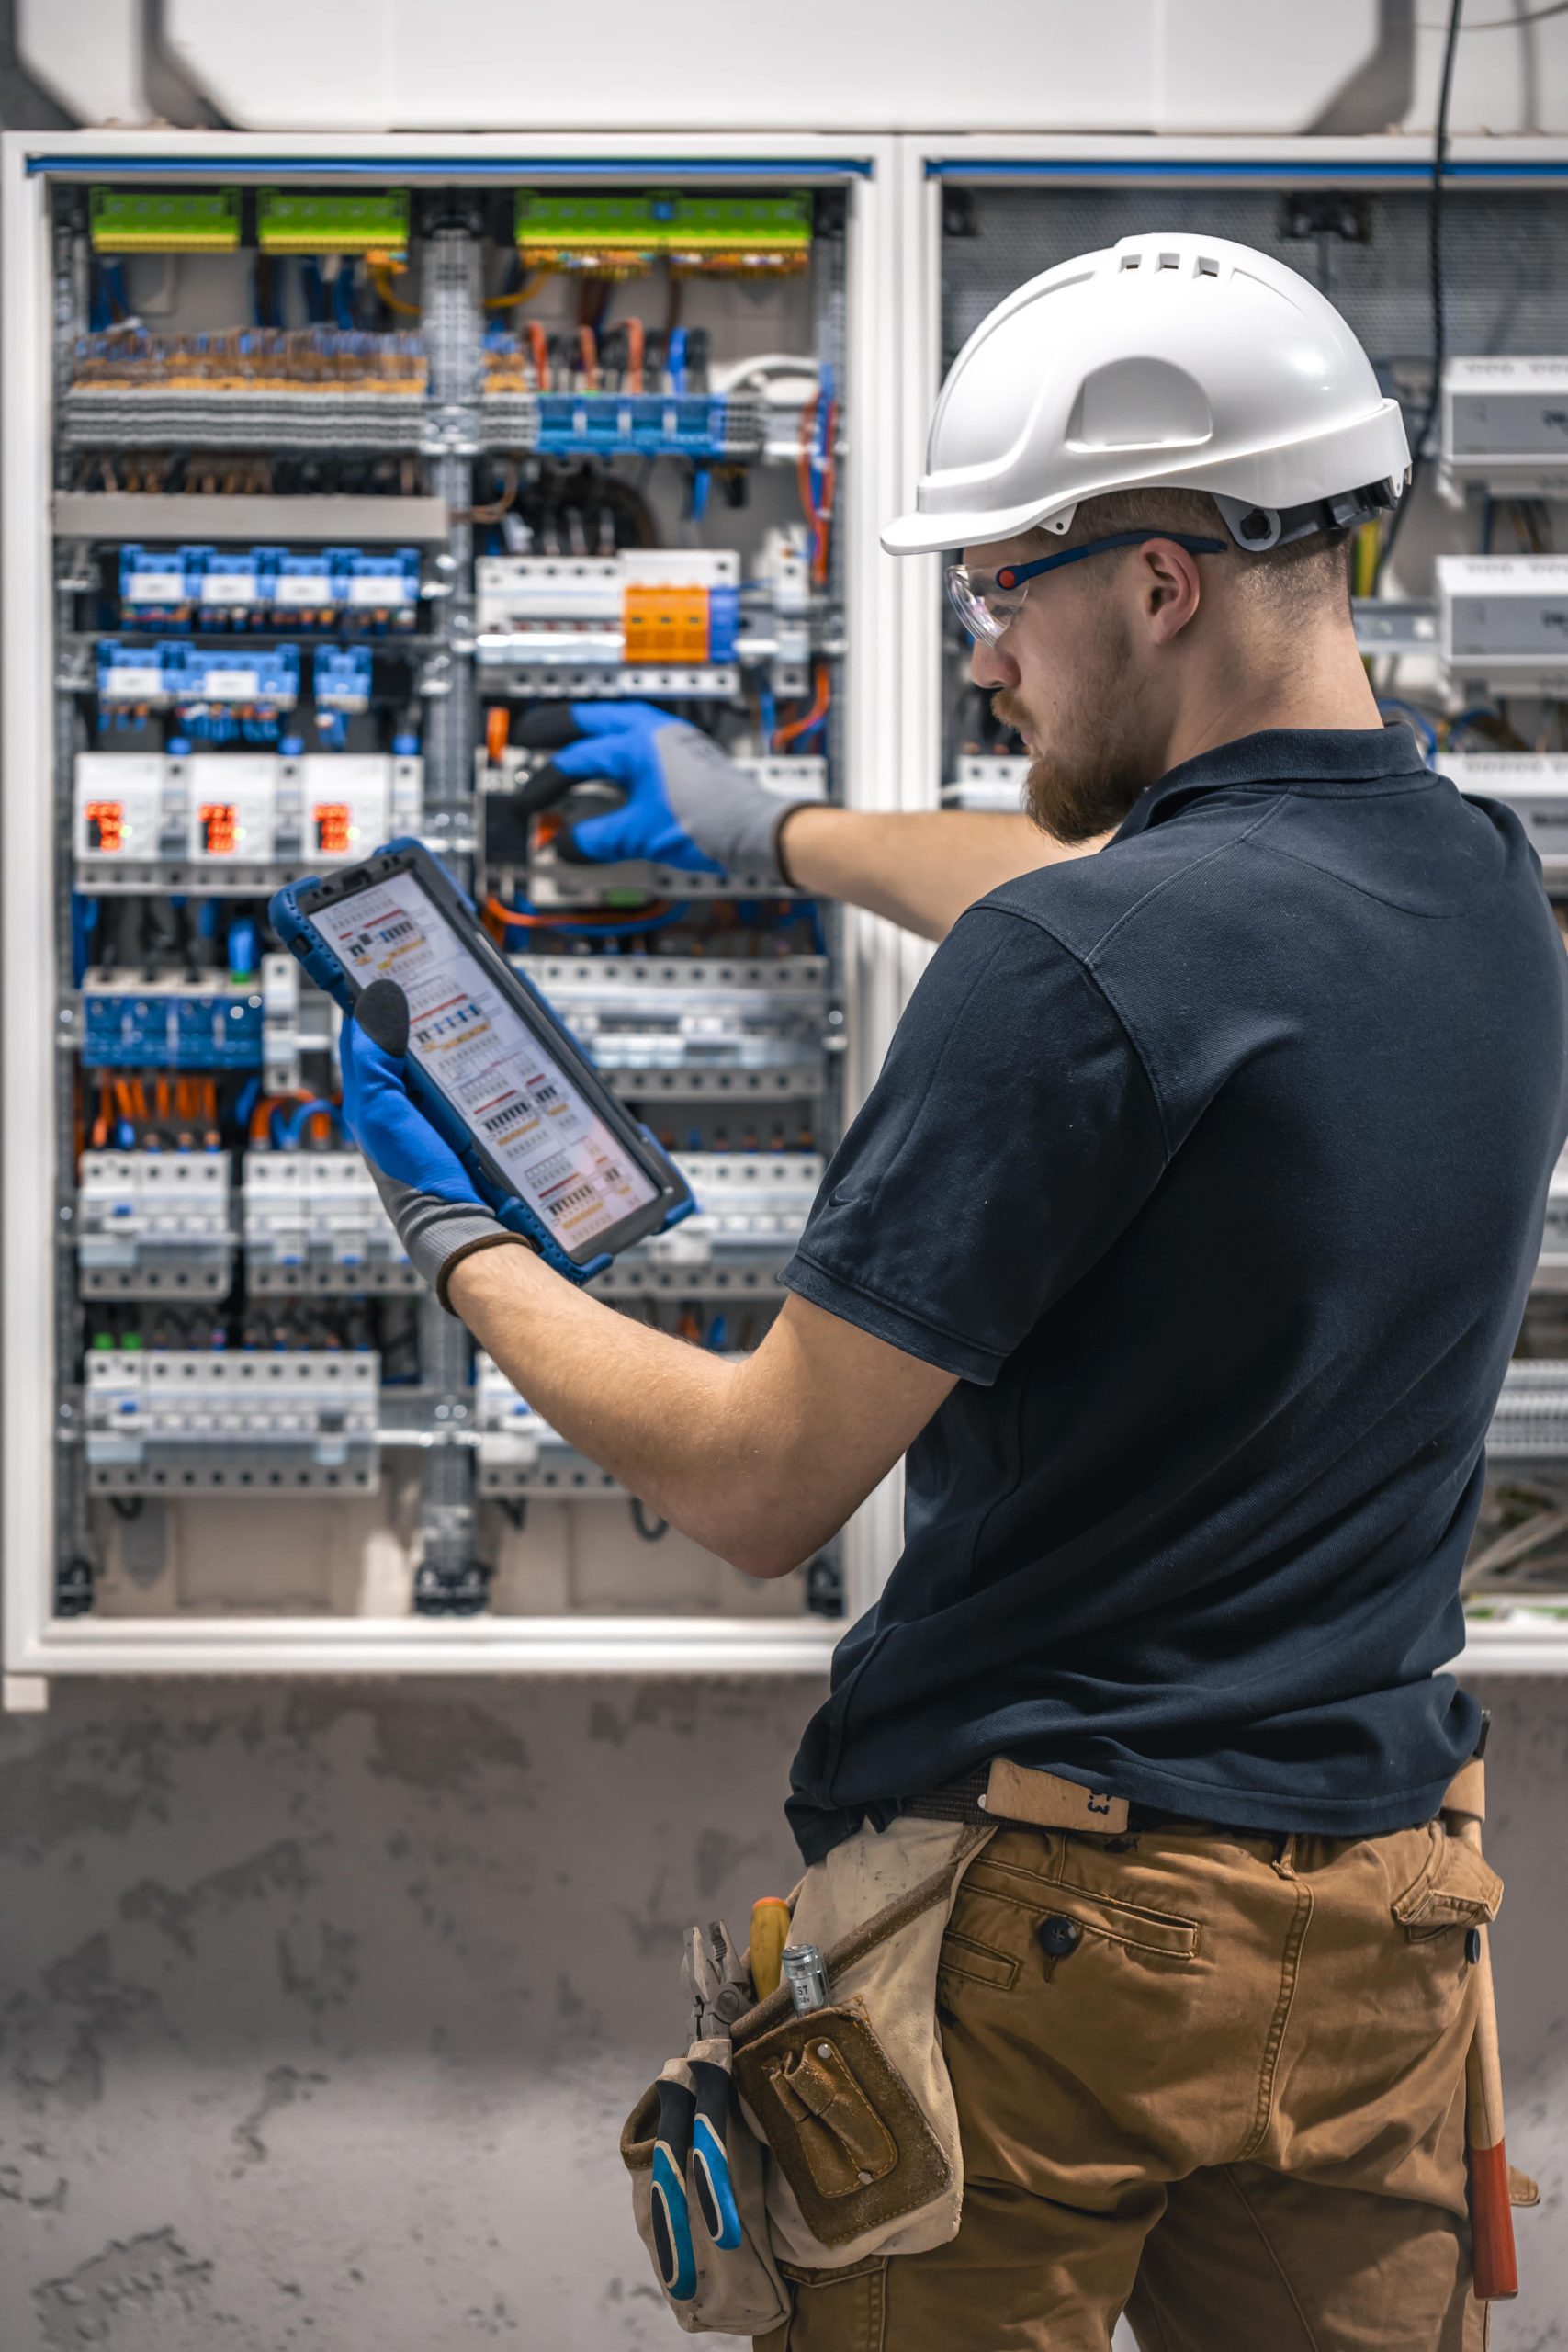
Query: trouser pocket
761 2256 887 2352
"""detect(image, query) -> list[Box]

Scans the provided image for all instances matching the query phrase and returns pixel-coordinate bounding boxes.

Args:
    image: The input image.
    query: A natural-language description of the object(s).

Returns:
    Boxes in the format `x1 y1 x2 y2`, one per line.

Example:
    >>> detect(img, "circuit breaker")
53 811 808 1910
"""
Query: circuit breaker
4 139 883 1680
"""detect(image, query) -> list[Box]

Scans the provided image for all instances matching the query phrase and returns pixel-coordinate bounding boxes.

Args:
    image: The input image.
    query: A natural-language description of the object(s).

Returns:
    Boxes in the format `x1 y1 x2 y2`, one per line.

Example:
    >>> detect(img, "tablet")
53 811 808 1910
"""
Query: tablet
273 841 693 1280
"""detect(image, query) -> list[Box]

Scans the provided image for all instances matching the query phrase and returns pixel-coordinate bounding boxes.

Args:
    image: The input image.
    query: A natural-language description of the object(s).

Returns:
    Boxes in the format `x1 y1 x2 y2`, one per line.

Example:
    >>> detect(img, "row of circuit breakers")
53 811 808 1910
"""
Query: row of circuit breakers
82 1148 824 1496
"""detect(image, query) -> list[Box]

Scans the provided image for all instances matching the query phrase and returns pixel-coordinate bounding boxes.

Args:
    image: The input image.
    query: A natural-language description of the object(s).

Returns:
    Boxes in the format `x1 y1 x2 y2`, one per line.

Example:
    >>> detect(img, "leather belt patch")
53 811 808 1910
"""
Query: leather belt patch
983 1758 1130 1837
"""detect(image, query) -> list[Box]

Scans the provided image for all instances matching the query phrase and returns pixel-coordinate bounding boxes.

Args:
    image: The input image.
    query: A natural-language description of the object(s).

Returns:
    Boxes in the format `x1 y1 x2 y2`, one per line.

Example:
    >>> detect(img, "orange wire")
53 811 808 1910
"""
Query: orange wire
250 1087 321 1146
483 893 671 932
578 325 599 390
773 662 830 751
526 321 548 390
625 314 644 394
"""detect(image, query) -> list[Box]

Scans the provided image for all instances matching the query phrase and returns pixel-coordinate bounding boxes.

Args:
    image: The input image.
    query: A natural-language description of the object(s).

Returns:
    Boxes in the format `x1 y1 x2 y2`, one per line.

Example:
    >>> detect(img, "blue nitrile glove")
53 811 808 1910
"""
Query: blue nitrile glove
512 702 809 881
340 979 521 1309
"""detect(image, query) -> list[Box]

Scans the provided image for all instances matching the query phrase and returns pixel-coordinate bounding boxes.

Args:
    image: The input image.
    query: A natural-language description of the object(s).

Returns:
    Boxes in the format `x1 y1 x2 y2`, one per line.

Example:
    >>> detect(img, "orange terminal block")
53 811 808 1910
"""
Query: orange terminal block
622 582 710 665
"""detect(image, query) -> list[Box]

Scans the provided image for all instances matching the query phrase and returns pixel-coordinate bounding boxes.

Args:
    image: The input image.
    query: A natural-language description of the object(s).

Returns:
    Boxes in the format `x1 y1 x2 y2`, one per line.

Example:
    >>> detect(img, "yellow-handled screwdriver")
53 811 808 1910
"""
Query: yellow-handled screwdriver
748 1897 792 2000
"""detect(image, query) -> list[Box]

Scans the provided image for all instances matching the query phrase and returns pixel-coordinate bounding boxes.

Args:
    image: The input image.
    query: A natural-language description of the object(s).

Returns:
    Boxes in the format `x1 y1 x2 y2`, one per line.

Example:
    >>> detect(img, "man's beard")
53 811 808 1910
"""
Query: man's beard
994 622 1153 845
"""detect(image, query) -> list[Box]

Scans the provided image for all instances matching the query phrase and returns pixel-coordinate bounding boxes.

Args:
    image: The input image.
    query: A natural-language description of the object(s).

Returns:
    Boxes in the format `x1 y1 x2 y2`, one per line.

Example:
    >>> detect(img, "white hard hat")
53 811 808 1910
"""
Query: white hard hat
883 231 1410 557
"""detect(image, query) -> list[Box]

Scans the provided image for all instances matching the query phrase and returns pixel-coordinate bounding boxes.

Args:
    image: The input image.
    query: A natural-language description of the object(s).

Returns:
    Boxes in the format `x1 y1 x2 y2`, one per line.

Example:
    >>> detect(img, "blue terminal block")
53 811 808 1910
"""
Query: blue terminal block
274 550 344 628
312 643 373 713
533 391 756 461
706 584 740 663
82 980 265 1069
194 545 271 629
96 639 176 723
170 641 301 744
118 545 199 628
340 547 421 632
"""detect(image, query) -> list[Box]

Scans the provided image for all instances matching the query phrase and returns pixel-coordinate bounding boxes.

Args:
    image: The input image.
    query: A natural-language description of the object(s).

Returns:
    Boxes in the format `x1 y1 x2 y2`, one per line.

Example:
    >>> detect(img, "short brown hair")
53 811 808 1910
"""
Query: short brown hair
1023 487 1353 615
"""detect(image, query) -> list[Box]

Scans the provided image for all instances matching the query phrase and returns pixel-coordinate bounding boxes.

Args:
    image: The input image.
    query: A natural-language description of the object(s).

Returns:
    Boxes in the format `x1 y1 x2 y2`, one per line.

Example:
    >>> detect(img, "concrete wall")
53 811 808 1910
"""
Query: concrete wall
1 1672 1563 2351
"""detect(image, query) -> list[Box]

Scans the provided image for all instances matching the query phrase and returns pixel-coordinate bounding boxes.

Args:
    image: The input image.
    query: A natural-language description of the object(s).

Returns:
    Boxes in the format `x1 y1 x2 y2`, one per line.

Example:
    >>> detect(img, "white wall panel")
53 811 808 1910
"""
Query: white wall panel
162 0 1376 136
16 0 148 126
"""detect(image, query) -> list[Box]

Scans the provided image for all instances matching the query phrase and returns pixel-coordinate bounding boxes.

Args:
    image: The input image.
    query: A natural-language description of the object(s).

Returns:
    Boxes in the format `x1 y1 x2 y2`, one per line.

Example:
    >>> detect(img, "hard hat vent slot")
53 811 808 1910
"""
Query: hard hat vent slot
1120 254 1141 270
1156 252 1179 270
1196 255 1220 277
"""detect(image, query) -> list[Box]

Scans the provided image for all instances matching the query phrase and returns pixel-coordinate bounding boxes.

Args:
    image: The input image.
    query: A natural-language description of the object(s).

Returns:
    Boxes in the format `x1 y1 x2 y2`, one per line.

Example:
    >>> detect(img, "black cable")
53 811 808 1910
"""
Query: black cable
1375 0 1466 589
1420 1 1564 21
630 1498 669 1543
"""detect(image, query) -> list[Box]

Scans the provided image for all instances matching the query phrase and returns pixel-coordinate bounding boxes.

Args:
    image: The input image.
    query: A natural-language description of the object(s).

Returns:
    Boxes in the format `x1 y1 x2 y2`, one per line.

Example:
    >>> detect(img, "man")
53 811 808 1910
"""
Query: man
341 235 1567 2346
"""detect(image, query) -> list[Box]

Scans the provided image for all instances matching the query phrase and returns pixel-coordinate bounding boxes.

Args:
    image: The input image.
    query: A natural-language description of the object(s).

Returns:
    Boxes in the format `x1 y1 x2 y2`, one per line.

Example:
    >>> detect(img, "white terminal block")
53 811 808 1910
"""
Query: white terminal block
473 1352 618 1495
186 752 276 864
1486 1360 1568 1461
288 752 423 865
1539 1148 1568 1291
73 751 421 885
475 548 739 632
594 1151 823 1296
526 954 832 1091
1437 556 1568 682
1440 357 1568 497
85 1349 381 1494
1442 753 1568 880
944 755 1029 813
77 1149 234 1297
243 1149 416 1293
75 749 184 866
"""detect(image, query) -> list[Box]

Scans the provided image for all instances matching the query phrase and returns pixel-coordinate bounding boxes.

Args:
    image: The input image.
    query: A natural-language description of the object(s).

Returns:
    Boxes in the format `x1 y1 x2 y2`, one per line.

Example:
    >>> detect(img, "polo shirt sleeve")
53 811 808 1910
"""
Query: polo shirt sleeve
781 904 1168 1385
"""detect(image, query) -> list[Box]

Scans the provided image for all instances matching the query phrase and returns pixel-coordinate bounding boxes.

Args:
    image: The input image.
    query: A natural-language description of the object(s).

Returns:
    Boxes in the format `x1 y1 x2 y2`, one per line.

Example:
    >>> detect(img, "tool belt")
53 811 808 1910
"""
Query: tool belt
621 1815 996 2334
622 1750 1538 2331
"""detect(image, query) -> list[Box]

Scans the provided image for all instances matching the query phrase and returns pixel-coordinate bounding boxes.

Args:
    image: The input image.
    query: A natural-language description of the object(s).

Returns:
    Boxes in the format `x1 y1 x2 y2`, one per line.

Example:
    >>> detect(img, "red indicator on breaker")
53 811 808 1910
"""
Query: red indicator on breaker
85 800 124 852
198 803 240 854
313 803 353 855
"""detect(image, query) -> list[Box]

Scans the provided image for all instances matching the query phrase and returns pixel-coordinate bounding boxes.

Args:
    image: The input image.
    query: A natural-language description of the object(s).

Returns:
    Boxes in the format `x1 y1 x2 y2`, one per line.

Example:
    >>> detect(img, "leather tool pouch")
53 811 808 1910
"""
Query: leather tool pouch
732 1996 951 2249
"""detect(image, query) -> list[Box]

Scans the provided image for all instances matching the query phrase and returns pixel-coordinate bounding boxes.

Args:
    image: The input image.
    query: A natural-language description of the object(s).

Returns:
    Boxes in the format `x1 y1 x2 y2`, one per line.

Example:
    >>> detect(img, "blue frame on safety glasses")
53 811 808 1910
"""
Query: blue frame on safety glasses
945 529 1229 647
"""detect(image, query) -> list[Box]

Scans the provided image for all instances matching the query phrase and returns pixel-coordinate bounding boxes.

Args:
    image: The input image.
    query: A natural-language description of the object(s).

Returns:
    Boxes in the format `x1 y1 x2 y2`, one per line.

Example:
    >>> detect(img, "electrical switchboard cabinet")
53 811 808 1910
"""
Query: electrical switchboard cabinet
2 131 901 1690
903 133 1568 1676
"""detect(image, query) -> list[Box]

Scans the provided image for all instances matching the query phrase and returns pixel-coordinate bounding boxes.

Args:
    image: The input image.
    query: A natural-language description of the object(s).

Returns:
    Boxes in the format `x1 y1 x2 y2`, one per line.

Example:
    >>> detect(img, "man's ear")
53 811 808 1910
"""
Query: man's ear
1137 538 1204 644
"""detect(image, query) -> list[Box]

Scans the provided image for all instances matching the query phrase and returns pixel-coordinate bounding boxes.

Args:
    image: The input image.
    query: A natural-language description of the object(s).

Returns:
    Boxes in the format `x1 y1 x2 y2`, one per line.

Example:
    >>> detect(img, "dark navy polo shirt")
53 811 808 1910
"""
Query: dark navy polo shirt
782 726 1568 1865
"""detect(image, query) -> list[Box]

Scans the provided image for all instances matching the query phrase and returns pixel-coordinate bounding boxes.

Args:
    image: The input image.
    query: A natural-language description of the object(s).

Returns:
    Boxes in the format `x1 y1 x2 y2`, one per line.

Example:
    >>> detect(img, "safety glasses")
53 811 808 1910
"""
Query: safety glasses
944 528 1229 646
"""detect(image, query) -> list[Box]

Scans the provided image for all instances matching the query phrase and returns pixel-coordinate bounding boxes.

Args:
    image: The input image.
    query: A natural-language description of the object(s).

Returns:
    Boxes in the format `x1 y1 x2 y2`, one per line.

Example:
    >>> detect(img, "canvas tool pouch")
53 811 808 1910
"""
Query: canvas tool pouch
622 2040 789 2336
734 1816 996 2271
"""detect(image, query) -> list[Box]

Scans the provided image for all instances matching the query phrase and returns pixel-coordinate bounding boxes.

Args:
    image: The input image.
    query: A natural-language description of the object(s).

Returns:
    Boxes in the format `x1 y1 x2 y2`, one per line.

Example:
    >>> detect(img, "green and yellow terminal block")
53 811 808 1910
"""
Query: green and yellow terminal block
514 191 812 277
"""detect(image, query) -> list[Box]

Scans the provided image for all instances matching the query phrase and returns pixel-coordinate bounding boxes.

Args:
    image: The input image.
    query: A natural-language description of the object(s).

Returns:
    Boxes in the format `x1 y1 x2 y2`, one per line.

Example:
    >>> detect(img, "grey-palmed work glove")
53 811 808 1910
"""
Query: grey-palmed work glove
339 979 521 1310
513 702 811 882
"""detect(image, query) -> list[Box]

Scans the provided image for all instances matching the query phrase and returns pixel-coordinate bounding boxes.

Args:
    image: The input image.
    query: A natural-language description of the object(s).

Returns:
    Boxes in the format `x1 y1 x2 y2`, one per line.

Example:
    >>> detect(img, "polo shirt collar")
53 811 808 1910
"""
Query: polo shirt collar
1115 724 1427 842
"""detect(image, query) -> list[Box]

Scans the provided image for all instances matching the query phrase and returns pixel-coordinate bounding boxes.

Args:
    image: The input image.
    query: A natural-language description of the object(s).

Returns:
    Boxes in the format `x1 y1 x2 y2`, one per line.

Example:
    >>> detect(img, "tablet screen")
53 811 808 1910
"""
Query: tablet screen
311 867 660 1255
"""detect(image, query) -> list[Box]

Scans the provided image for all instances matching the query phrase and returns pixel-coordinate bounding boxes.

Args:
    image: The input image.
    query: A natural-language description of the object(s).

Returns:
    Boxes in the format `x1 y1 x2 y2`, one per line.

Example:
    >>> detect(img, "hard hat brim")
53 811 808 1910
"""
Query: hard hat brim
881 496 1061 558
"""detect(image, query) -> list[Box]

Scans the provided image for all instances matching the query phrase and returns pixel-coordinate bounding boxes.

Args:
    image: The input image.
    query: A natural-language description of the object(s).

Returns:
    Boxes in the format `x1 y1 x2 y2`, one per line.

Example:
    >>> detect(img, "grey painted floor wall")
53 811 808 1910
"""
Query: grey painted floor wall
0 1674 1562 2351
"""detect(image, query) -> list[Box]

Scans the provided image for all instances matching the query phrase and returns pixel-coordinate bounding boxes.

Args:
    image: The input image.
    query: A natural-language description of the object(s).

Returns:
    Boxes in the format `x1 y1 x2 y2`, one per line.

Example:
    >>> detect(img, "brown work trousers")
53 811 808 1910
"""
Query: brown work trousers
757 1819 1502 2351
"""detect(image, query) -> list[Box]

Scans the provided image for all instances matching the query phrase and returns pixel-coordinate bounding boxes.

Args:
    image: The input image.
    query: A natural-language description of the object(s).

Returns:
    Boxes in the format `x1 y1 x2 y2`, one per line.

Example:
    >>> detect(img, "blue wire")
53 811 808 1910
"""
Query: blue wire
72 895 99 988
280 1098 341 1148
234 1076 261 1132
759 687 778 749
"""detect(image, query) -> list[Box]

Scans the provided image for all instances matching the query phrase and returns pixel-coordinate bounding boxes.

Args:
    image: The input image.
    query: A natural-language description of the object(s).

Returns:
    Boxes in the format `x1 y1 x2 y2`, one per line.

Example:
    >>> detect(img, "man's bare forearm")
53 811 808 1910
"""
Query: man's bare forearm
777 805 1105 940
446 1246 953 1577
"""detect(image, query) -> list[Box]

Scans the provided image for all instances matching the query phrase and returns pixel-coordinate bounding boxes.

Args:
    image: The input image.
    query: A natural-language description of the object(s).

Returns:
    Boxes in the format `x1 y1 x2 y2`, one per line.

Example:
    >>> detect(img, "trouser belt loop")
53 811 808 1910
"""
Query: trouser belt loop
1271 1831 1297 1878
